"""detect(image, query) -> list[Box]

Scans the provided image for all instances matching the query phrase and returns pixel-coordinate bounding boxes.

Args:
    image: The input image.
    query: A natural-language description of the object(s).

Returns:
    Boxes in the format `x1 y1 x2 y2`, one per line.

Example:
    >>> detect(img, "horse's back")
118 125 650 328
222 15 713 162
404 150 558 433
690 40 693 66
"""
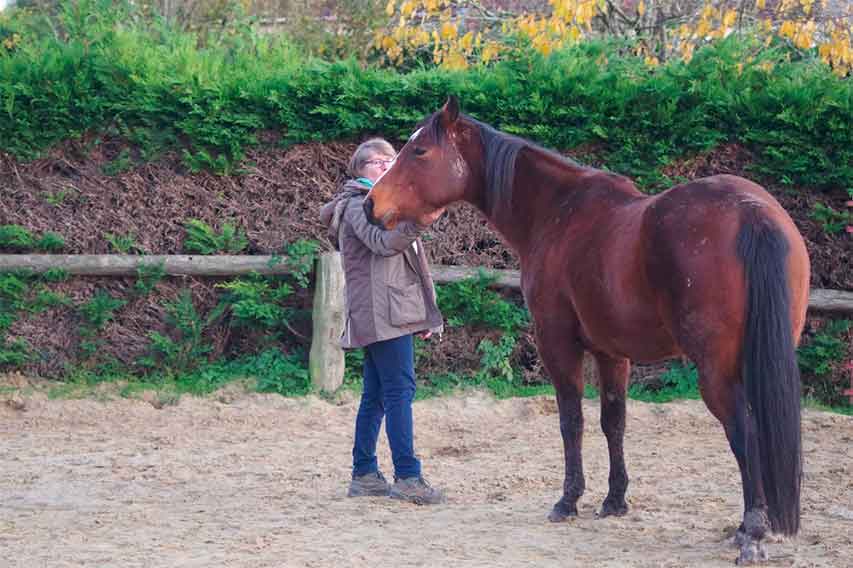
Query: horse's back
645 174 808 291
649 174 791 222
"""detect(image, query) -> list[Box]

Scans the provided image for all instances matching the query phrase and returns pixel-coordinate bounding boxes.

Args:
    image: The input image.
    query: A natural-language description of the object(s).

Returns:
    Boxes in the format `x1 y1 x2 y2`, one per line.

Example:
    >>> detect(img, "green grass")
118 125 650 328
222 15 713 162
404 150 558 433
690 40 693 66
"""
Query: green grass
117 381 182 407
15 343 853 417
804 397 853 416
22 368 853 418
43 373 249 404
41 348 309 402
47 380 105 400
415 373 557 401
0 384 27 396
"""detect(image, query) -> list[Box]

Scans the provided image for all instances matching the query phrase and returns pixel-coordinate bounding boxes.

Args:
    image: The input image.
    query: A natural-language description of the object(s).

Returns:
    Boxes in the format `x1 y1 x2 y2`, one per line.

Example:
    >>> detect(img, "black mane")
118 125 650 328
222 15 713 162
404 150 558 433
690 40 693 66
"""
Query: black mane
426 111 580 217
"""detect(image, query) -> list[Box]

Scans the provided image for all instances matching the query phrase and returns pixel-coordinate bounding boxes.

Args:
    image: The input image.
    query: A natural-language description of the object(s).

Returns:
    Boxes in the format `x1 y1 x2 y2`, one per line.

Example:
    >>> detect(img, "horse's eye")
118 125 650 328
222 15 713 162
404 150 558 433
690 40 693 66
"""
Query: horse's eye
413 147 427 156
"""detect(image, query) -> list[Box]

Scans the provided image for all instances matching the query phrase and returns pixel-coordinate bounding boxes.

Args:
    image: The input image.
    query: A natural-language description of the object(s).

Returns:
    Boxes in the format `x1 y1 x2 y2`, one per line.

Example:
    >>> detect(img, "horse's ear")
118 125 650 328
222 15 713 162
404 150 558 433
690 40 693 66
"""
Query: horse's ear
441 96 460 127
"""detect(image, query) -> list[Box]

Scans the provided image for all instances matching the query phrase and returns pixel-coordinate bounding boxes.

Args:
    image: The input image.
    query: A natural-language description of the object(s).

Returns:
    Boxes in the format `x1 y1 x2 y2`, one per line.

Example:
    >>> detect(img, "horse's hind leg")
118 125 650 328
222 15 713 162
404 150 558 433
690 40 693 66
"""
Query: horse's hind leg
534 318 587 522
723 383 771 565
695 359 770 565
594 353 630 517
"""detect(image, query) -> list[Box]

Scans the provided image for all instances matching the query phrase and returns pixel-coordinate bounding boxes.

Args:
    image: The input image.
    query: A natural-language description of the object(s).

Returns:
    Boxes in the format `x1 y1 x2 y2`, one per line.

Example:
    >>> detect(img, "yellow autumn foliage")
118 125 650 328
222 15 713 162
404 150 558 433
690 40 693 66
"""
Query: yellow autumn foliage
371 0 852 75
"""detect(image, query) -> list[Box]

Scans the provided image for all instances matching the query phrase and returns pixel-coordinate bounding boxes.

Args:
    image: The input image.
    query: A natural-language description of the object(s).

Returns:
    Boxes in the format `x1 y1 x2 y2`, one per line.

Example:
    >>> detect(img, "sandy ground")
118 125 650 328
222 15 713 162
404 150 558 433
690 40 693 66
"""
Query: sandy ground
1 377 852 568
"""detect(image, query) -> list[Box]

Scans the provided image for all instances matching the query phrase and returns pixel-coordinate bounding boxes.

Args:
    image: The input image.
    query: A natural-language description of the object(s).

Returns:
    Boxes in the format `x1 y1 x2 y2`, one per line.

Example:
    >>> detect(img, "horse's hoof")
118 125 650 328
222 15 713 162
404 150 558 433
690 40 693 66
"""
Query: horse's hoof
598 498 628 518
548 502 578 522
736 540 769 565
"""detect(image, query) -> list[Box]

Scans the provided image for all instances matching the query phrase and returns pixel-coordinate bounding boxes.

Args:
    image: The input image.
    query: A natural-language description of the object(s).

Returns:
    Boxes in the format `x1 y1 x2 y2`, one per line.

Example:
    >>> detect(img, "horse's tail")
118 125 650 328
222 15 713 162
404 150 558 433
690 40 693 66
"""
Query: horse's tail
736 209 802 535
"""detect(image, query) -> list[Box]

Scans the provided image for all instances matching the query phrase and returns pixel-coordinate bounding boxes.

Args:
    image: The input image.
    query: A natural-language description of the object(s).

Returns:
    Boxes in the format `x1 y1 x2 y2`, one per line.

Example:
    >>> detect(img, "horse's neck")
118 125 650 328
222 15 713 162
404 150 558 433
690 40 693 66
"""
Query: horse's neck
481 148 594 256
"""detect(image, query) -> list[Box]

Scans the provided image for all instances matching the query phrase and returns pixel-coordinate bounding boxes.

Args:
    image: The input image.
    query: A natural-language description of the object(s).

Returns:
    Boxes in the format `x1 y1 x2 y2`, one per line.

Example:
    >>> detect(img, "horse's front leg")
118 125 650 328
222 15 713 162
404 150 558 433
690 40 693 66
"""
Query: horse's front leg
535 320 587 522
593 352 630 517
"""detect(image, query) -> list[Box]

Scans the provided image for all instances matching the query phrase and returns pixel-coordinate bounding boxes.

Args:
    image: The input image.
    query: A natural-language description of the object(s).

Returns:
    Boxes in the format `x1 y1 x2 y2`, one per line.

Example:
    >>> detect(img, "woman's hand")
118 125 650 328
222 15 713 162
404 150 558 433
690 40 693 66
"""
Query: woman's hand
417 330 433 340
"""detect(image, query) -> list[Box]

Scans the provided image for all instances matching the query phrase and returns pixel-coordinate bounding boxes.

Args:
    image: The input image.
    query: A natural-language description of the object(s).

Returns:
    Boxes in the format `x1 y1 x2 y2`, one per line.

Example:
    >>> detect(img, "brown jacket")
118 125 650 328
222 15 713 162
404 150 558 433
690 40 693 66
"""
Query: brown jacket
320 180 444 348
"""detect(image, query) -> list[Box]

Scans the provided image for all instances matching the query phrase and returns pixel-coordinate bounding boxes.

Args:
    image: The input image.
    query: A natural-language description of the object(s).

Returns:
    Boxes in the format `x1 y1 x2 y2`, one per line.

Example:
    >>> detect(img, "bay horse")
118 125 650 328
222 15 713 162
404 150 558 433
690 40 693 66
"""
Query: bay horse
364 97 809 564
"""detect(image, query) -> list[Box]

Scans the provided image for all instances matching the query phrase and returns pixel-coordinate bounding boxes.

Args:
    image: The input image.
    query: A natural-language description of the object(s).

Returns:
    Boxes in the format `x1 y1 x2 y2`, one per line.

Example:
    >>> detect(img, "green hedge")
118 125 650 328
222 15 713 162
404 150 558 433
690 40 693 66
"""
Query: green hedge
1 7 850 191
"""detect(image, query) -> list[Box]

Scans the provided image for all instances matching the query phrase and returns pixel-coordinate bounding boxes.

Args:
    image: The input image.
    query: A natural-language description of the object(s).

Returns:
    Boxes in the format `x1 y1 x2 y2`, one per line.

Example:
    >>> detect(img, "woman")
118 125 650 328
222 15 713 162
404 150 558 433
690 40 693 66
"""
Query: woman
320 138 445 505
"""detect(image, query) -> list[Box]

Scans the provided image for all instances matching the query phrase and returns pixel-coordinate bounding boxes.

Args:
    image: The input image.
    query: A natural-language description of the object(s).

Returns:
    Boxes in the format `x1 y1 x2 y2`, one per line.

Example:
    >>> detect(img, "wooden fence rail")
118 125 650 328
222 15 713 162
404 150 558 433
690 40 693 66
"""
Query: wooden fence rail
2 254 852 392
0 254 290 277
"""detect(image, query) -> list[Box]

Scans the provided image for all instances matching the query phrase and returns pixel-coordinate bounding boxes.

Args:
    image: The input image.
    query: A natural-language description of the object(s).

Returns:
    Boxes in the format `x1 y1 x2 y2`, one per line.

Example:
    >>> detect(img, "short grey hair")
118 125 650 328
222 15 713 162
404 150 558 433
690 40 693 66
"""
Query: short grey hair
348 138 396 177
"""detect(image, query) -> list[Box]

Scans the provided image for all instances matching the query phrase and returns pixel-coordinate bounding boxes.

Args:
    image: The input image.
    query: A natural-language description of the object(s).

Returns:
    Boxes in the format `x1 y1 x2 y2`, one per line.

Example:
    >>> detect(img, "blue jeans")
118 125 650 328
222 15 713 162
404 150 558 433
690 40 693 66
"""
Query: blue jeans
352 334 421 480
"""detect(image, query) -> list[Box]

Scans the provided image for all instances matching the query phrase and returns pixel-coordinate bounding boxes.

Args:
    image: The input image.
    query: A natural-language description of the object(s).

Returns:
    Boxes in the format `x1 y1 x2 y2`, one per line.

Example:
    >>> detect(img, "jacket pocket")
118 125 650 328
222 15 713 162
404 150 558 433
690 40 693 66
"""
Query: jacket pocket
388 282 427 327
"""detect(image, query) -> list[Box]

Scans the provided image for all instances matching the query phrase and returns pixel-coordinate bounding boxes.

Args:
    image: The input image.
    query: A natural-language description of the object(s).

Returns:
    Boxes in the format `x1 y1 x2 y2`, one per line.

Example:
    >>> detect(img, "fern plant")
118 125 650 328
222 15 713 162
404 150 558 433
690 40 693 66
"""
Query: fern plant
0 272 29 310
436 271 528 333
79 290 126 330
798 320 851 377
105 232 139 253
102 148 133 176
0 337 30 367
41 268 69 282
183 219 248 254
476 334 517 383
138 290 228 376
283 239 320 288
435 273 530 386
216 273 296 332
798 319 852 406
77 290 126 360
0 272 29 367
0 226 64 252
35 232 65 252
134 262 166 296
0 269 73 369
252 348 311 396
25 287 69 314
810 203 851 235
0 225 35 251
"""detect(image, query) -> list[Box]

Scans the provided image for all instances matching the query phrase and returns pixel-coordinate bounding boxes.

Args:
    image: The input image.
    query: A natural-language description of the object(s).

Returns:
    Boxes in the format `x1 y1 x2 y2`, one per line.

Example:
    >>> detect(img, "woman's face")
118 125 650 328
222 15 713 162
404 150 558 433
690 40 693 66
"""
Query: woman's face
360 152 395 183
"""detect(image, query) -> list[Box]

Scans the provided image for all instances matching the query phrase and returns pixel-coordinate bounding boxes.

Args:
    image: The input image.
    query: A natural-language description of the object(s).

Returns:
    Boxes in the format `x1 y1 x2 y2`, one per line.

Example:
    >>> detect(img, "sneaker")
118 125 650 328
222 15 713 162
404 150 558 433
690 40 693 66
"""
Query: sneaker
347 471 391 497
389 476 446 505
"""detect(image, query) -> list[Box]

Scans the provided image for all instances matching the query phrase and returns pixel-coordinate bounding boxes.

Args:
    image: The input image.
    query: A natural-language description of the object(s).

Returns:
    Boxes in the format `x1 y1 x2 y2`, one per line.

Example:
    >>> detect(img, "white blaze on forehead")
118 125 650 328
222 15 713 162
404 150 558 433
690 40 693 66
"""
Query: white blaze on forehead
408 127 424 142
374 126 423 186
452 155 467 178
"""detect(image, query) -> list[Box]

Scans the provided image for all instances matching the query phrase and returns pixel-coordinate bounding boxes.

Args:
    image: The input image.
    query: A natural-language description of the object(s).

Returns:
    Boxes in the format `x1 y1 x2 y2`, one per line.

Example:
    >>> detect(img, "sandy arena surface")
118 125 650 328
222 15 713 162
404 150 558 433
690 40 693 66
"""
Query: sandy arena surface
1 376 852 568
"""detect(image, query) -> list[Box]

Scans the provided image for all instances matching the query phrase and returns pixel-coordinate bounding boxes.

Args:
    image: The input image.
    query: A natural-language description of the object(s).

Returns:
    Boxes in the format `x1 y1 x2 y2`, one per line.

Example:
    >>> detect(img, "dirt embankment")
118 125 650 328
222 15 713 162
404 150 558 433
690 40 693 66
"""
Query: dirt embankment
1 140 850 289
1 140 850 394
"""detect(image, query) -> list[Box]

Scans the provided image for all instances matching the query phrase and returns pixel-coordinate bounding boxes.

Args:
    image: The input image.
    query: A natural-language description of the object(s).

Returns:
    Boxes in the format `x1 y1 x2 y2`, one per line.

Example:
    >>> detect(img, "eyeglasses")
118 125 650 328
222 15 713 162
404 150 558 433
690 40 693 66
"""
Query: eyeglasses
364 158 394 168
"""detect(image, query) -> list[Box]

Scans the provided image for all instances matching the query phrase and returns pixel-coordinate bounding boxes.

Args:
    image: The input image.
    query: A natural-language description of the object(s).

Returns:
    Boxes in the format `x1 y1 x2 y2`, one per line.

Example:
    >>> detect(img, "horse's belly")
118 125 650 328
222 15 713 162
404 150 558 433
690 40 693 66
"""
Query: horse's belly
617 336 683 364
577 308 682 363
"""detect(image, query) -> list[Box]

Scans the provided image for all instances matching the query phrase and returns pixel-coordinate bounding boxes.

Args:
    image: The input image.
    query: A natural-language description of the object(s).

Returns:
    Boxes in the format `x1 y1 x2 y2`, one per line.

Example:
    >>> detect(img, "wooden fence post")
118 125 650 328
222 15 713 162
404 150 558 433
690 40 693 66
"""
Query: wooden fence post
309 252 346 393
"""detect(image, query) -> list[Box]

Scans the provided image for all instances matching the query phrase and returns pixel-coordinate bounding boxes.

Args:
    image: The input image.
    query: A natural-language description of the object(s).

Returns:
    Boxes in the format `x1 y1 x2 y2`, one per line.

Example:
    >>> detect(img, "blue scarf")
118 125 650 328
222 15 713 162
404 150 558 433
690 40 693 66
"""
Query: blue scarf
355 177 374 188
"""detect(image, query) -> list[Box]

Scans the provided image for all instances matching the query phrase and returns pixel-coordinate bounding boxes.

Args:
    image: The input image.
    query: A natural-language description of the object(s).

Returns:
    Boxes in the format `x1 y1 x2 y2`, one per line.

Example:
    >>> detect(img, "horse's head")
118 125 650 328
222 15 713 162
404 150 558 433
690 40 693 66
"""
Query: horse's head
364 96 476 229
